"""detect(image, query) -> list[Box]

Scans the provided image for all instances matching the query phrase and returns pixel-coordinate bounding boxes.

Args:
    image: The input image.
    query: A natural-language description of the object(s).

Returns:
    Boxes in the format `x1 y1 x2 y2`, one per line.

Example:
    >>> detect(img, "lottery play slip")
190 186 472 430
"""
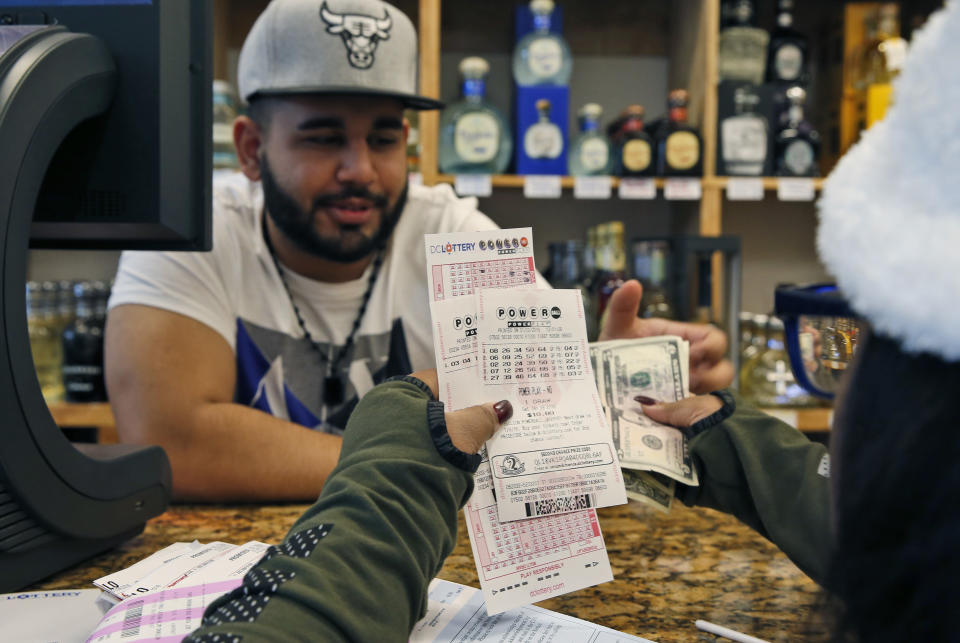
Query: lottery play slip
425 228 626 615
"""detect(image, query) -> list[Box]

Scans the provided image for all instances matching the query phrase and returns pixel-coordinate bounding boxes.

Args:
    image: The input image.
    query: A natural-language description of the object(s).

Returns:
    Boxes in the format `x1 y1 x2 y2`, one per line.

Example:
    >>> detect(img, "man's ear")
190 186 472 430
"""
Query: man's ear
234 116 263 181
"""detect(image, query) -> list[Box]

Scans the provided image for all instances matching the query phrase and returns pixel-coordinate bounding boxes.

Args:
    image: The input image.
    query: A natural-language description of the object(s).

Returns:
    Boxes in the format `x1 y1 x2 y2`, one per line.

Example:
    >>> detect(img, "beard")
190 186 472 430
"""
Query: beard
260 154 407 264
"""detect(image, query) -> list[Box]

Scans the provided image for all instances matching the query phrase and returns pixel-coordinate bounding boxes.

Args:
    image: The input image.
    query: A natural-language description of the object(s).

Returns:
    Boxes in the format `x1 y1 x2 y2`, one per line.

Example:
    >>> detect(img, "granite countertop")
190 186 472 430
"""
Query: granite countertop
29 501 828 642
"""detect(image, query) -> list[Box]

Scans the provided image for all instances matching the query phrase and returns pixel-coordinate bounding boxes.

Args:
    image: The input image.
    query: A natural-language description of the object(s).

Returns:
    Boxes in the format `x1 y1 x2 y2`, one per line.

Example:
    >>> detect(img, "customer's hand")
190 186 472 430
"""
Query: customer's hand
410 369 513 454
636 395 723 429
600 280 734 394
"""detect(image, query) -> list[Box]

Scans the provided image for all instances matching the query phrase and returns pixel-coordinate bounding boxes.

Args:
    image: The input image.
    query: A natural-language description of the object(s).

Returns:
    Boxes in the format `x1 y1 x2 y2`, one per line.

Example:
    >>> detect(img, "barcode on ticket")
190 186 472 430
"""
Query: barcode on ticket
120 600 144 639
525 493 596 517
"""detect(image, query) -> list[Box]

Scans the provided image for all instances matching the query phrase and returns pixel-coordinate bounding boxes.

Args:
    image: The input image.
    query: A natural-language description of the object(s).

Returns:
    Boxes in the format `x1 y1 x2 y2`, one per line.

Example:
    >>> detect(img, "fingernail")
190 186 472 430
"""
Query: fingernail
634 395 659 406
493 400 513 423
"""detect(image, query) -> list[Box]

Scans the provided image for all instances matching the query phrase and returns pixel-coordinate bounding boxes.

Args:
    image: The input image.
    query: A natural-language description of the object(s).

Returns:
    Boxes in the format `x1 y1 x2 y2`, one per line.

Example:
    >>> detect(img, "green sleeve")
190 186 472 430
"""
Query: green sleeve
676 392 833 584
186 378 475 643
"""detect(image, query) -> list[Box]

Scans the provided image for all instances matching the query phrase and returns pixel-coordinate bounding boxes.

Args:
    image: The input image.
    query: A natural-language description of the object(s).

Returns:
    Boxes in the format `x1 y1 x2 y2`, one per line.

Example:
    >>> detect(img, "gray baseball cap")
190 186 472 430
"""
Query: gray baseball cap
238 0 443 110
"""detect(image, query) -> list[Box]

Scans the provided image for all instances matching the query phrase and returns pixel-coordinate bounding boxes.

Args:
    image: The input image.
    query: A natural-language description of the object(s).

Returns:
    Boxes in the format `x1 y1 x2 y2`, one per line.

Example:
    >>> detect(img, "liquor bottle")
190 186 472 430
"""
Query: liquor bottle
858 4 907 128
439 57 512 174
691 256 714 324
721 86 769 176
54 280 76 340
548 240 597 339
766 0 807 86
738 312 768 395
212 80 239 170
582 227 600 340
92 280 111 323
512 0 572 86
718 0 769 85
737 311 755 359
523 99 564 160
26 281 65 402
611 105 655 177
656 90 703 177
632 240 674 319
62 282 108 403
405 109 421 173
568 103 611 176
740 316 819 408
774 87 820 177
594 222 627 327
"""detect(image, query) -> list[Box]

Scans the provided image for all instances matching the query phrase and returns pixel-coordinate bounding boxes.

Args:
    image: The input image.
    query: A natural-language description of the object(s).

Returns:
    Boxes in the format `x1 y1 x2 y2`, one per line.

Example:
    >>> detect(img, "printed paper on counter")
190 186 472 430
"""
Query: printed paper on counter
93 541 203 600
85 579 242 643
477 288 627 523
409 579 656 643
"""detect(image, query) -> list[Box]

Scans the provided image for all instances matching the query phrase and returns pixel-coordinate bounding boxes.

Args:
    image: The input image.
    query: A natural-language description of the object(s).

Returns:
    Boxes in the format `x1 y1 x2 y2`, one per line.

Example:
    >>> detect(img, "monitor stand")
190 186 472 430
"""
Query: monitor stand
0 25 171 591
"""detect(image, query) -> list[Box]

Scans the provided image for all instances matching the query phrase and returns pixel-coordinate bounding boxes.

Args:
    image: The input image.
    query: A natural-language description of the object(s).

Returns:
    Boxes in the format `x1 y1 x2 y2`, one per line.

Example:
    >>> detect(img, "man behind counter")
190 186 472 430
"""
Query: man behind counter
105 0 733 502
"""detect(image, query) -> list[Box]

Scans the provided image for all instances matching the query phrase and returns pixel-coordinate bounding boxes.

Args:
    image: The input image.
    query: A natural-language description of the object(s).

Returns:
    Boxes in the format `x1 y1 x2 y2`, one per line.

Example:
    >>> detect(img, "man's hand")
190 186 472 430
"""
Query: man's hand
410 369 512 454
599 280 734 394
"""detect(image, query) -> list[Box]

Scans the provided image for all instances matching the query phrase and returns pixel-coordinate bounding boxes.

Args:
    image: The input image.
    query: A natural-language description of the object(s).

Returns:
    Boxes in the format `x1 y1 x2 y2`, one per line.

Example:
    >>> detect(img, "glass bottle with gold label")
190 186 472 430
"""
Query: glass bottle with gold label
439 57 512 175
27 281 65 402
523 99 564 160
611 105 655 177
594 222 627 327
656 90 703 177
569 103 611 176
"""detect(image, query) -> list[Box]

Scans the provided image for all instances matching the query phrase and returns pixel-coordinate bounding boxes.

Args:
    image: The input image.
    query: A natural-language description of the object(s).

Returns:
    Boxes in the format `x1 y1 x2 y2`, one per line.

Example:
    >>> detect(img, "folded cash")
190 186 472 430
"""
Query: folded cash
590 336 699 487
623 469 675 513
608 409 699 486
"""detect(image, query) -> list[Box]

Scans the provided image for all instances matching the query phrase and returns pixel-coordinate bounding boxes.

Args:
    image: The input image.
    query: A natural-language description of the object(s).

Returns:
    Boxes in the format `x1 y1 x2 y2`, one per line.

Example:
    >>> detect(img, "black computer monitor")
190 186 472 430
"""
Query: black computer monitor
0 0 211 590
4 0 212 250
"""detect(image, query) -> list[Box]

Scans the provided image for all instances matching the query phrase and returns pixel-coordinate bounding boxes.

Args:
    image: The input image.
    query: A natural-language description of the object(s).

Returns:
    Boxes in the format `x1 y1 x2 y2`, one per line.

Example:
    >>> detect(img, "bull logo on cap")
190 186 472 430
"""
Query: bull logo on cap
320 2 392 70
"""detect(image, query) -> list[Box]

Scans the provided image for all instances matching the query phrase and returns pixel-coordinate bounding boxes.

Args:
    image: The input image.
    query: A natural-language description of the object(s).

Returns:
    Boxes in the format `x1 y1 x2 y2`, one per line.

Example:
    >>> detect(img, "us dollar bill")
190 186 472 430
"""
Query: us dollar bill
589 337 699 487
607 409 699 486
623 469 675 513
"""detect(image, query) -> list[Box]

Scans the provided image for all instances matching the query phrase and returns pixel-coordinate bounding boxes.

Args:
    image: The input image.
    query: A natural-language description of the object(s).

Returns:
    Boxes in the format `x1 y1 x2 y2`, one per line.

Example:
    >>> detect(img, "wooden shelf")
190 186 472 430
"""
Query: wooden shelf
435 174 669 190
705 177 827 191
434 175 825 193
47 402 117 443
759 407 833 433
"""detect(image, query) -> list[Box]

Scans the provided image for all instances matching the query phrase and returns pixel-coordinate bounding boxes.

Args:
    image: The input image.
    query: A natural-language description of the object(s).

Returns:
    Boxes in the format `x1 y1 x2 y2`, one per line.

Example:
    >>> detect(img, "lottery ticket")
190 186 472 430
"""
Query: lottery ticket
85 579 242 643
425 230 614 615
476 289 627 523
425 227 536 302
93 542 203 600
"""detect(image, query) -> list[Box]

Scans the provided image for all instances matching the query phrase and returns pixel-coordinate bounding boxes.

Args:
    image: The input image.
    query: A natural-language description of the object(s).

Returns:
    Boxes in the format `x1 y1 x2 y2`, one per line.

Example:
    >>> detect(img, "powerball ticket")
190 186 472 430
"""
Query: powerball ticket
476 289 626 523
425 230 613 615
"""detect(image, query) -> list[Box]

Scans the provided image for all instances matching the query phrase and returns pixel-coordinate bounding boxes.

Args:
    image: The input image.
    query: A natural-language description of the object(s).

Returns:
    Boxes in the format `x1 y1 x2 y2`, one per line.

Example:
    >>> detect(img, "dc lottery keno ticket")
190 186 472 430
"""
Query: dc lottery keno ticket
426 227 536 302
425 229 614 615
476 289 627 523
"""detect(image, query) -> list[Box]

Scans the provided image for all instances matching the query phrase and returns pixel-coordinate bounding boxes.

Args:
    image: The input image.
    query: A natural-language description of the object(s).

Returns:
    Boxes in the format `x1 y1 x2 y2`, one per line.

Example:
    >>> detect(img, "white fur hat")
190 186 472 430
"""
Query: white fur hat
817 1 960 361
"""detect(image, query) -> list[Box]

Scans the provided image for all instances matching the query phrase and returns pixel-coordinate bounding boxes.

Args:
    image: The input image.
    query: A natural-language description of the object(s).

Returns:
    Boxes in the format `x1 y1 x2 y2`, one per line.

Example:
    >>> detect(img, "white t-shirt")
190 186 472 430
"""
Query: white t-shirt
109 172 499 434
